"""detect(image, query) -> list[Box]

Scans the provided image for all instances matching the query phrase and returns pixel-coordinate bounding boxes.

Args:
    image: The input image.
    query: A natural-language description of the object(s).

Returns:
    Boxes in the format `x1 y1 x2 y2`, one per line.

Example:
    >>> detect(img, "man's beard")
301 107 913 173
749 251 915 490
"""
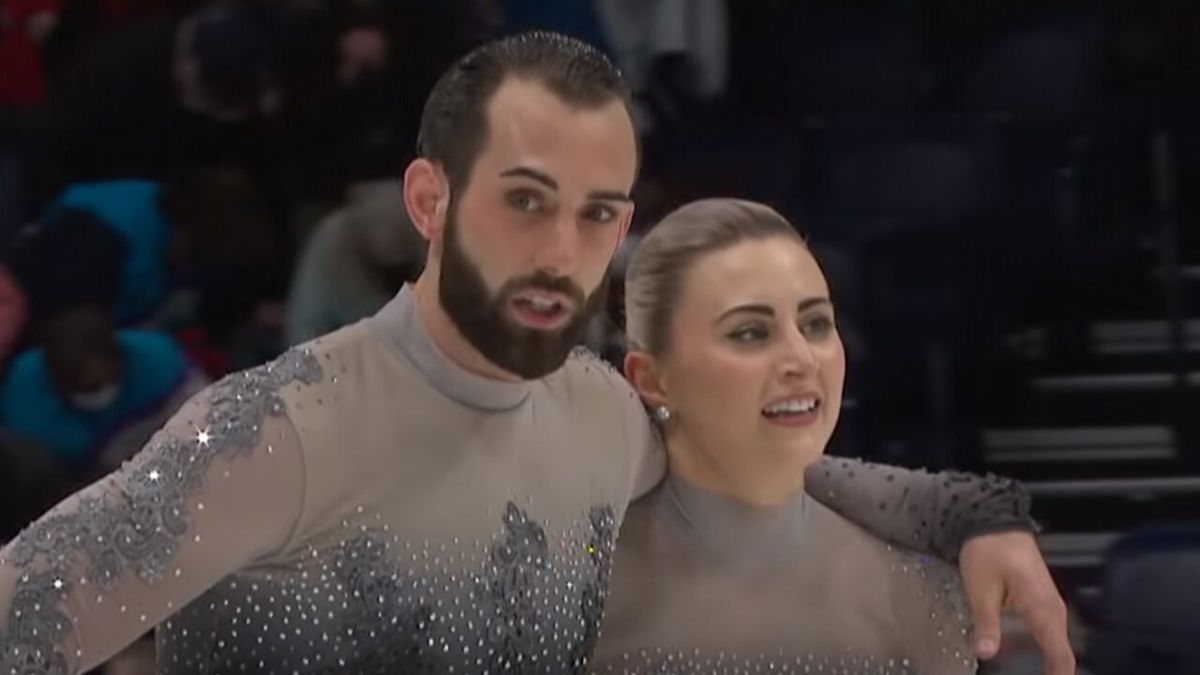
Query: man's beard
438 210 610 380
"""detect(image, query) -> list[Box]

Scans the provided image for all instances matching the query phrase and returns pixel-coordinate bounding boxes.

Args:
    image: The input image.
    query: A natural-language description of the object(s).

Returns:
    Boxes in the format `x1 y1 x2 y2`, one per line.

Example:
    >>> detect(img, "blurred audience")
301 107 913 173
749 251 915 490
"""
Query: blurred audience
0 262 27 362
594 0 728 133
157 165 288 373
49 179 172 324
285 180 425 346
0 0 60 109
0 299 206 474
0 428 60 542
0 207 206 477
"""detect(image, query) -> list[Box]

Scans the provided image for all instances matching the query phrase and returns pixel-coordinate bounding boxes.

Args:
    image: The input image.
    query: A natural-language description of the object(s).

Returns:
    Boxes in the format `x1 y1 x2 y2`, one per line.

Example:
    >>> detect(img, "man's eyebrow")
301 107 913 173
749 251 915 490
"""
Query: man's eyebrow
499 166 631 202
499 166 558 190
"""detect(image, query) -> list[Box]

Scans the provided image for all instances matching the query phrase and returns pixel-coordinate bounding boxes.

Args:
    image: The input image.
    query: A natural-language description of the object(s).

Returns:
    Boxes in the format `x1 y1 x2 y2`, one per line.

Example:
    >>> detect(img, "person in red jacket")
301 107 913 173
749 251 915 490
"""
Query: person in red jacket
0 0 60 107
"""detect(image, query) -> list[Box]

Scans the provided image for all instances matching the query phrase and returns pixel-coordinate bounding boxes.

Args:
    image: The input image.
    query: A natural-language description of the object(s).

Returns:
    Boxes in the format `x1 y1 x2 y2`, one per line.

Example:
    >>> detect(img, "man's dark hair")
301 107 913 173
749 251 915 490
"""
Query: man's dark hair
416 31 635 194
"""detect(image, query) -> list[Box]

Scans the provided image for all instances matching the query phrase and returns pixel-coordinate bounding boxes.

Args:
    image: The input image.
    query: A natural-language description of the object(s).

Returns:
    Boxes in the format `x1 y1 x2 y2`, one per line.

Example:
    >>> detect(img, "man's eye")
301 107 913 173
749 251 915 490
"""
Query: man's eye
508 192 542 213
581 203 617 224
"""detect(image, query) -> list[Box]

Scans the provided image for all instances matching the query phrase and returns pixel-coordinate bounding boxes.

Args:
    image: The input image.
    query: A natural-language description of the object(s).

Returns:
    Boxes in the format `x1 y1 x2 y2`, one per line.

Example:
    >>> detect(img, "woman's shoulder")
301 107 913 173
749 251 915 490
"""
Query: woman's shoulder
809 497 964 593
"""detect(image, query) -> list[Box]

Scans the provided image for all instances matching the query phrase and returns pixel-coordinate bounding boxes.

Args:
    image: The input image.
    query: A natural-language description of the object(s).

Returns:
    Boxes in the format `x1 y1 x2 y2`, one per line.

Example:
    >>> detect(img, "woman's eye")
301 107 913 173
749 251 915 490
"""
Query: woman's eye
801 316 835 340
729 325 769 343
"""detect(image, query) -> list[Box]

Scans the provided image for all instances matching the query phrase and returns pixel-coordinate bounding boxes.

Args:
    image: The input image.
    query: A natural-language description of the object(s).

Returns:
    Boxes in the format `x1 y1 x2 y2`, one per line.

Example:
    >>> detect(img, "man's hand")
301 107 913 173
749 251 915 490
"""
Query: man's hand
960 531 1076 675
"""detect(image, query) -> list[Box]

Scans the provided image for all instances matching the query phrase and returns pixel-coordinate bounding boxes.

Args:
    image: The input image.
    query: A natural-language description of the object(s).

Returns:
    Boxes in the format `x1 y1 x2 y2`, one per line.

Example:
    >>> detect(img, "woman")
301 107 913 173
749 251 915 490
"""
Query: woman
591 198 978 674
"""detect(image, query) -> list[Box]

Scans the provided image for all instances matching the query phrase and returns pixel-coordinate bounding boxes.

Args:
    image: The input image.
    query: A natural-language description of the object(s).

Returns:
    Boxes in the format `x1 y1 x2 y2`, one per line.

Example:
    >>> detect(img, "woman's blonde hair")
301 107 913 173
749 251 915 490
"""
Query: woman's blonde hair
625 198 805 357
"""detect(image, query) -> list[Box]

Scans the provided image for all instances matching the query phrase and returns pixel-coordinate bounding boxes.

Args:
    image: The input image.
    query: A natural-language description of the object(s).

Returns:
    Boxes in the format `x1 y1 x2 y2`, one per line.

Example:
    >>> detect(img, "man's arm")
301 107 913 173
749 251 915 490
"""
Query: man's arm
808 457 1076 675
805 456 1035 561
0 349 319 674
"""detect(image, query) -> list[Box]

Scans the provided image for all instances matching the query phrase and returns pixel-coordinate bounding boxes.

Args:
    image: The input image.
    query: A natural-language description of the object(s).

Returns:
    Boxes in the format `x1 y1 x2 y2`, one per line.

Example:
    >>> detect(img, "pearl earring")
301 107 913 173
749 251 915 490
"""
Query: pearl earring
653 406 671 423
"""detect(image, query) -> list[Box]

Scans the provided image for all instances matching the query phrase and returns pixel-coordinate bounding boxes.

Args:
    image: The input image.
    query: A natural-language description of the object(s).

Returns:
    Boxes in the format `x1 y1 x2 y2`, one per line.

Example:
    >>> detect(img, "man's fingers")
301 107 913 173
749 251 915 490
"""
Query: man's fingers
1024 600 1076 675
961 566 1005 660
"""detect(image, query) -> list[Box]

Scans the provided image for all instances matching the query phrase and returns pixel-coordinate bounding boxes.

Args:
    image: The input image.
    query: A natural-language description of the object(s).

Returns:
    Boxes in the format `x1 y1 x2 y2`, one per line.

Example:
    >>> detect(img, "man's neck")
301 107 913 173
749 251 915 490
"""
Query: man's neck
411 270 523 383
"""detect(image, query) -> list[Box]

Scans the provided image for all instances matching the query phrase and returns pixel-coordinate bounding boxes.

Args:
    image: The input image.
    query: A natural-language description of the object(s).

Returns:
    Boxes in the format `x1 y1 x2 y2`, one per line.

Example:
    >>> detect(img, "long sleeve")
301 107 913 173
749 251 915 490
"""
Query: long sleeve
0 349 321 675
806 456 1035 562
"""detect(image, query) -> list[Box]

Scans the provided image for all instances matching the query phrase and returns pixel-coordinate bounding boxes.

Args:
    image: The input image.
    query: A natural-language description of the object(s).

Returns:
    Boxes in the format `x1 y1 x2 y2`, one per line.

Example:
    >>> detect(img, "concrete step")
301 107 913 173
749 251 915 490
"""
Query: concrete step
1089 319 1200 356
1025 475 1200 536
981 425 1176 464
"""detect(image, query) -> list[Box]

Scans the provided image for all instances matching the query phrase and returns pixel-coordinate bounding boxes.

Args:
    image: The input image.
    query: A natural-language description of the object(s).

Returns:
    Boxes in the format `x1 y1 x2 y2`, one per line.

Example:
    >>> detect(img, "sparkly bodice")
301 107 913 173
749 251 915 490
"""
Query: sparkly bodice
146 297 641 674
589 475 979 675
0 286 1031 675
157 501 618 674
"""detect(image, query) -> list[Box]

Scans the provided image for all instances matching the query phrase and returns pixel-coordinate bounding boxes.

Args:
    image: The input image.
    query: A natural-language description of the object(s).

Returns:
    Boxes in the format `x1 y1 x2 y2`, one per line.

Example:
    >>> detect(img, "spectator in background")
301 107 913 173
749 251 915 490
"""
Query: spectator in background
38 0 163 93
0 262 27 363
285 180 425 345
17 170 286 378
48 178 173 325
173 1 282 124
1 207 207 476
159 165 288 373
0 301 207 474
276 0 501 198
0 429 60 543
29 2 285 201
593 0 728 134
0 0 60 109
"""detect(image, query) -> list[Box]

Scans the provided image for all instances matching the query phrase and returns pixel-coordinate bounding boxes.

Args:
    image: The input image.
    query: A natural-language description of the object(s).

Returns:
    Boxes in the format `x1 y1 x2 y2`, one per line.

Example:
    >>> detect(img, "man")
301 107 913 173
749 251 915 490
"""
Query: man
0 32 1074 675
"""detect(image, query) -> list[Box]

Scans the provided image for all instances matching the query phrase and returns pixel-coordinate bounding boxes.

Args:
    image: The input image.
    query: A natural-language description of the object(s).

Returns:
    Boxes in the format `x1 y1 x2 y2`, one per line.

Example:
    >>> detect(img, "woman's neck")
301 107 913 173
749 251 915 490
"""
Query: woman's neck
664 432 808 508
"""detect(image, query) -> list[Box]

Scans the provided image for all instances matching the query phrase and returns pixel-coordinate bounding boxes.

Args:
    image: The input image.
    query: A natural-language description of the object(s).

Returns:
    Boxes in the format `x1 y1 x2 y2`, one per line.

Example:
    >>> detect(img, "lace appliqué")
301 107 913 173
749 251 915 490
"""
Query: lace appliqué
476 502 551 673
322 535 437 675
0 349 323 675
570 506 617 674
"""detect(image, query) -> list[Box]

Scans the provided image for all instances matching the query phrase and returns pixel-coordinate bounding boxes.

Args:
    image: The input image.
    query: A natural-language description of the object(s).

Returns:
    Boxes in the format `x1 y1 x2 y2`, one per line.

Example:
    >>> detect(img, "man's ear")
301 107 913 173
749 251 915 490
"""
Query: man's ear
403 158 450 251
624 349 668 409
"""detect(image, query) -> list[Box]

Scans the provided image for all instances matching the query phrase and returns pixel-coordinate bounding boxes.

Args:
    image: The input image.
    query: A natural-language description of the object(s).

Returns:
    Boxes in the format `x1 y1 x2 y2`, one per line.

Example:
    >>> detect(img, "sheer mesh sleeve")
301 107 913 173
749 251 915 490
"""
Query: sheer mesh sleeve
0 349 322 675
806 457 1035 562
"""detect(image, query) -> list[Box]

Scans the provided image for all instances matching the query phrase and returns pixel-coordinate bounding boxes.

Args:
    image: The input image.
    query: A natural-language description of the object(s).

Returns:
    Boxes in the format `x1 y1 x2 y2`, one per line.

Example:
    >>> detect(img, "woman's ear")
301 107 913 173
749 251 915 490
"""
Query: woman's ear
624 349 668 409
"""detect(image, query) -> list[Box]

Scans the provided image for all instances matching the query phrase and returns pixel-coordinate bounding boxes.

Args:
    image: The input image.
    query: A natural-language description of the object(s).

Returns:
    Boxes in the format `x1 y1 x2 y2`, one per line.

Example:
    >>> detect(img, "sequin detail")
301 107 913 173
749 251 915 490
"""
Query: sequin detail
571 506 617 671
478 502 551 672
824 459 1034 562
155 502 619 674
0 349 323 675
323 535 436 674
596 650 923 675
569 346 629 384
